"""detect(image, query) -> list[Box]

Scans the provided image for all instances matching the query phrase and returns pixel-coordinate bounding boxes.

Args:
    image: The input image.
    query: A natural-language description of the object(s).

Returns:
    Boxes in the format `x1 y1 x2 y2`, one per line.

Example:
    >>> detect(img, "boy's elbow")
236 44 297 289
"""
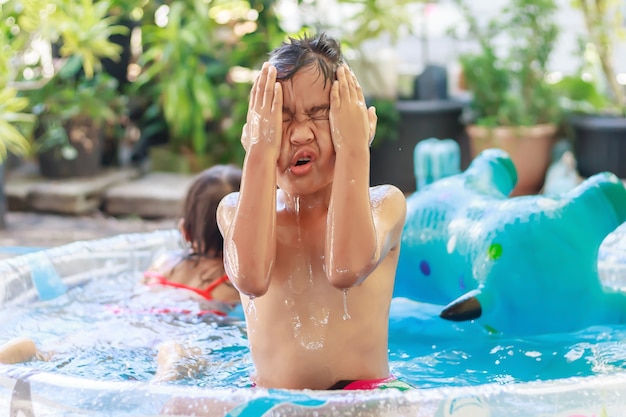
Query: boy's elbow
327 259 377 289
234 276 270 298
226 261 271 297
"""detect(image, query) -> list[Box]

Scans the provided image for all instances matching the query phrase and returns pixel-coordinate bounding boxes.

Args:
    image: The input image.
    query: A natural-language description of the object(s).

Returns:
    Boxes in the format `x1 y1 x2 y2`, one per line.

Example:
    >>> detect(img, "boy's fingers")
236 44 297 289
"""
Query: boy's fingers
263 66 276 110
271 82 282 113
353 71 365 104
255 65 268 110
338 66 350 100
345 65 358 102
249 77 258 111
368 106 378 145
330 80 340 108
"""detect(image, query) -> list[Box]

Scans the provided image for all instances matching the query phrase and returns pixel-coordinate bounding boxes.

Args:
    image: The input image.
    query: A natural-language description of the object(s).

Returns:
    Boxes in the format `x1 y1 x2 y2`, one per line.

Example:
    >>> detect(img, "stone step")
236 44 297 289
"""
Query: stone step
5 164 194 219
104 172 195 219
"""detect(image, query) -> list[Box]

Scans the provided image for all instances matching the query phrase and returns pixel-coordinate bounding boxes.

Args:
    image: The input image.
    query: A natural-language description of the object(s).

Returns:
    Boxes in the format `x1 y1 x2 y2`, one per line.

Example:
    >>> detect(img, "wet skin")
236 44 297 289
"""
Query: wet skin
218 63 406 389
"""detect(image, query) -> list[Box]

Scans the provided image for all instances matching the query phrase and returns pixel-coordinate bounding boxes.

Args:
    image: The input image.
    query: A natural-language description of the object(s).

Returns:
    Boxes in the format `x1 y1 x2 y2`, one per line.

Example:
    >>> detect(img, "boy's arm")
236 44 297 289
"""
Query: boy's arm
219 64 282 297
326 65 407 288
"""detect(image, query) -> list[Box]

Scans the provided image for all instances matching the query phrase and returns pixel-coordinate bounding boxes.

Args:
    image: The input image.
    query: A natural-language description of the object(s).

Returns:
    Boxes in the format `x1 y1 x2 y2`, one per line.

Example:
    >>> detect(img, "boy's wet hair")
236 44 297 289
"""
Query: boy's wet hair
180 164 242 258
269 32 344 88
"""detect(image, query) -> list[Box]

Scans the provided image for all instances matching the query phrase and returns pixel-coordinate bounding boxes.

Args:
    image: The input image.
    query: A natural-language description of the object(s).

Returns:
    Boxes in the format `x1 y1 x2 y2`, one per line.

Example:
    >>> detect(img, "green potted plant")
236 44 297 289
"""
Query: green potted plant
0 21 36 228
131 0 288 173
452 0 562 195
318 0 465 193
25 60 127 178
562 0 626 178
6 0 129 178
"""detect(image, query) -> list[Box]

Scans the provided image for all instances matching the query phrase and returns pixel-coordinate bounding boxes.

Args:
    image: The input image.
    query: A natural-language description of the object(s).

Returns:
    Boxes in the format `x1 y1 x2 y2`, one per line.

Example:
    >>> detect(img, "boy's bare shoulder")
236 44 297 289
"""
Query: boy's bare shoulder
217 192 240 228
369 184 405 203
219 191 240 208
369 184 406 224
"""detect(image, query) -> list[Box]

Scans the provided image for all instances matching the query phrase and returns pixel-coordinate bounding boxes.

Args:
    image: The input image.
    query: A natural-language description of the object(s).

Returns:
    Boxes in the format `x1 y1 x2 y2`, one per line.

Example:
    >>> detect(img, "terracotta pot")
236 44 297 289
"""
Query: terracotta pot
466 123 556 196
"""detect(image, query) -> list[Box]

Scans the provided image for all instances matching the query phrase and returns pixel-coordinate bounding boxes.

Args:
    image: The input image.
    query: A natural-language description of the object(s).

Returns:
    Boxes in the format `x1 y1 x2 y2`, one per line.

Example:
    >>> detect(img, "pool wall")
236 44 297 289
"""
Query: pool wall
1 229 625 417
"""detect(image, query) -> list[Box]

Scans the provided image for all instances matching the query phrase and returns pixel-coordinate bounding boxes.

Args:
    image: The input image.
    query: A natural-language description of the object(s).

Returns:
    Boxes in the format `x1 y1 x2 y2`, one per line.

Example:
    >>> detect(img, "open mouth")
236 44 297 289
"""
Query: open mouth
289 152 315 175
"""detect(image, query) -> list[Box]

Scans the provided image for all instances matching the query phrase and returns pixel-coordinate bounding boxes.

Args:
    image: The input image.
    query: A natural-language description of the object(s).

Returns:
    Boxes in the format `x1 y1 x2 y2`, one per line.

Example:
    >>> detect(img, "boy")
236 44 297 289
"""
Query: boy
217 33 406 390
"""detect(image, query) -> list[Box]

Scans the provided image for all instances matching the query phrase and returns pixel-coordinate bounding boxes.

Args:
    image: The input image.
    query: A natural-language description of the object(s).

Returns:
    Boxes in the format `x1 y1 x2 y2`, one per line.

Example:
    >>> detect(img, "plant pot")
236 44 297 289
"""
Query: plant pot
38 117 103 179
570 114 626 178
466 123 556 196
370 100 466 193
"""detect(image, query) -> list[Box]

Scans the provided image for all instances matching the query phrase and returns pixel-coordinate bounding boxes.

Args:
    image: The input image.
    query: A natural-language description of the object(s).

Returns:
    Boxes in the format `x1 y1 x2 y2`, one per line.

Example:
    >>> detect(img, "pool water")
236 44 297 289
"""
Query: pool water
1 270 625 390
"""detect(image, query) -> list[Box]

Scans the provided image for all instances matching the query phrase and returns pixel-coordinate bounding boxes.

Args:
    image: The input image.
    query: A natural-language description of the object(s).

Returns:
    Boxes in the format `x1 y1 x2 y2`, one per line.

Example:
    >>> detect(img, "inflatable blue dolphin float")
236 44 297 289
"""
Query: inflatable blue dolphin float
394 148 626 335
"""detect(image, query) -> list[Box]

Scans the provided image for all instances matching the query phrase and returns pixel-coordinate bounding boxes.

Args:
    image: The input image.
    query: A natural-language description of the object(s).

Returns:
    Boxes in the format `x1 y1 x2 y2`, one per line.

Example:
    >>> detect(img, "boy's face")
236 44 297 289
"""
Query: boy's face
276 65 335 196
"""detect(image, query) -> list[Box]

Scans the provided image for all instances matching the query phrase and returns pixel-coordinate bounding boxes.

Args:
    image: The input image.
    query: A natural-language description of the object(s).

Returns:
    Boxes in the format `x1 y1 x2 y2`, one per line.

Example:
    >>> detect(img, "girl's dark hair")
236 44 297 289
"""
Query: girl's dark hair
180 164 242 258
269 32 345 88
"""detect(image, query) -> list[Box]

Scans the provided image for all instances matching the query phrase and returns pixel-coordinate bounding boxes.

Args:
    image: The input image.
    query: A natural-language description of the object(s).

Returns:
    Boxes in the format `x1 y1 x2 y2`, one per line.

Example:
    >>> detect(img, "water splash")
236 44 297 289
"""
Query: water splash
291 311 328 350
294 195 301 245
342 289 351 320
246 297 257 321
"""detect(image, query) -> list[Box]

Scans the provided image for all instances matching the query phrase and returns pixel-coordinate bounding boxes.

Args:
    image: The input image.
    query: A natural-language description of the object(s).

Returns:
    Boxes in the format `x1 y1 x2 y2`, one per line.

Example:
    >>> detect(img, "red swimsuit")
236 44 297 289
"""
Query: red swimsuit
135 271 232 317
142 270 230 301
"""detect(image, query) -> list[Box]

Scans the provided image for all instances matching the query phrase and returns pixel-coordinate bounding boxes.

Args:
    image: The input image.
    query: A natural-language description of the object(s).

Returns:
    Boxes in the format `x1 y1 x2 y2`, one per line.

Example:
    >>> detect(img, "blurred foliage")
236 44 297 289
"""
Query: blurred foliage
6 0 128 78
570 0 626 116
452 0 562 127
0 86 34 161
335 0 417 49
23 57 127 153
552 74 610 115
367 98 399 147
131 0 289 166
1 0 129 157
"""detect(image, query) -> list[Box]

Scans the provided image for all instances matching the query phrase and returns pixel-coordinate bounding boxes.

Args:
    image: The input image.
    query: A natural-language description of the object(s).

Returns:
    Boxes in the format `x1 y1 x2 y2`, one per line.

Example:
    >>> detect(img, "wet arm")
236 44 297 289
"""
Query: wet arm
224 147 278 297
326 144 377 288
326 65 403 288
221 64 282 297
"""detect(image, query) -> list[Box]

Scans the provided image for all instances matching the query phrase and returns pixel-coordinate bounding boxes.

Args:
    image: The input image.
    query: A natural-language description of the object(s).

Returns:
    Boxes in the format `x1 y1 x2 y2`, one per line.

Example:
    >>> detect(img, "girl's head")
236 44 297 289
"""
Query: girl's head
179 164 242 257
269 32 344 88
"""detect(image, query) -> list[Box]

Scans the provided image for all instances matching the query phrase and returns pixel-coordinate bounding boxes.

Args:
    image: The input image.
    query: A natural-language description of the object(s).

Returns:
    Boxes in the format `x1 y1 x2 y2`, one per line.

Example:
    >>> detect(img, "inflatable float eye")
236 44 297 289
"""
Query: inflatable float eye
440 289 482 322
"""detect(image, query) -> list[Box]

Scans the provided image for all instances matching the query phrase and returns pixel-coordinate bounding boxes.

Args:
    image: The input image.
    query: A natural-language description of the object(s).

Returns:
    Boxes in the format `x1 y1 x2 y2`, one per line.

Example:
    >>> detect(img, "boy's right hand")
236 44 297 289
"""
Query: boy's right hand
241 63 283 157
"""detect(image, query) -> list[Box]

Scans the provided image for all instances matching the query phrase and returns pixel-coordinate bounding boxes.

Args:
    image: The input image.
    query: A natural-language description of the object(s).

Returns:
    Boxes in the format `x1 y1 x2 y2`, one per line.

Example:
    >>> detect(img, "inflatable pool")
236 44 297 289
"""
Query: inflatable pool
0 224 625 417
3 147 626 416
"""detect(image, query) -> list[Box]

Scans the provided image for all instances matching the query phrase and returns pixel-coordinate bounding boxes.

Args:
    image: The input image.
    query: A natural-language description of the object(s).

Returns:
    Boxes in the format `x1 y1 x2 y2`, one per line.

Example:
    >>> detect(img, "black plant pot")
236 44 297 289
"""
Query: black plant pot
38 117 103 179
369 100 466 193
570 114 626 178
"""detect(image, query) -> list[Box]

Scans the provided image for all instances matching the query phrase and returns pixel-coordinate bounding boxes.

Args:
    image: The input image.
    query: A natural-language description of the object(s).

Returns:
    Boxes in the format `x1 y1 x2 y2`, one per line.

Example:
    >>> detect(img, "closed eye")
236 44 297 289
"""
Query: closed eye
309 107 329 121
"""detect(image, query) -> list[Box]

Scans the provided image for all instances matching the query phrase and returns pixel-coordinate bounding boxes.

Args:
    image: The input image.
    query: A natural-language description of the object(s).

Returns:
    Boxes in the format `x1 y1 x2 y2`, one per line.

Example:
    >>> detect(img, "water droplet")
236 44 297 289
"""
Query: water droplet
246 297 257 319
342 289 351 320
295 196 302 244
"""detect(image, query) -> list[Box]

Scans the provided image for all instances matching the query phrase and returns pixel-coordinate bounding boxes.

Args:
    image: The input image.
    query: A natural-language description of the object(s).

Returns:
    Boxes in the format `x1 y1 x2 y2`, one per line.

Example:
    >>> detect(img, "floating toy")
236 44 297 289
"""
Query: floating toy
394 148 626 334
413 138 460 190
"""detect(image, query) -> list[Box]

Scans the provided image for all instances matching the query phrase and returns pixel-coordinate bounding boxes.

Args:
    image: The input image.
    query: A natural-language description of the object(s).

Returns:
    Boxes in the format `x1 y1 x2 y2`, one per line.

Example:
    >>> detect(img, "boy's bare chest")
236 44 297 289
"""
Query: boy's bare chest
275 216 327 284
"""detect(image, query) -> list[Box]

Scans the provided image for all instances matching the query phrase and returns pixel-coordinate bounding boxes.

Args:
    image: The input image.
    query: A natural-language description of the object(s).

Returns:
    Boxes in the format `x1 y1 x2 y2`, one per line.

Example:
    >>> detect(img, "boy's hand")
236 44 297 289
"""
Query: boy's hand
329 65 377 152
241 63 283 156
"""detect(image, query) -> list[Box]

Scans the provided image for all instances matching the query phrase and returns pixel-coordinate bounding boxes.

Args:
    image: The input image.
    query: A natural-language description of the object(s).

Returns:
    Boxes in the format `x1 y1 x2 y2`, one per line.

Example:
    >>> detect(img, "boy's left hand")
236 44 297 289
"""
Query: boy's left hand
329 65 377 152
